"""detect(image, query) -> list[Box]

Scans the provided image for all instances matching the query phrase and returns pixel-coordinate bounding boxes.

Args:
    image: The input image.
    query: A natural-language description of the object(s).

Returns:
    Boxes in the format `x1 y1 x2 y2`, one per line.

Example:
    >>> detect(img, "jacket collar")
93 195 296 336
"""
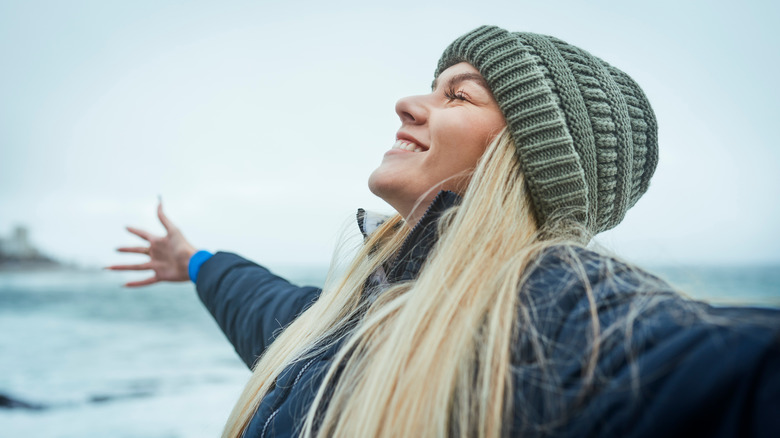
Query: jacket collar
357 191 462 284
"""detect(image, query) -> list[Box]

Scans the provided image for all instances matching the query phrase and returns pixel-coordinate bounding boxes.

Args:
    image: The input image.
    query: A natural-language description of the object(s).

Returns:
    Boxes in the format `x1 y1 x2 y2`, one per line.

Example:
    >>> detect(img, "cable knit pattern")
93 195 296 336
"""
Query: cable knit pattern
435 26 658 233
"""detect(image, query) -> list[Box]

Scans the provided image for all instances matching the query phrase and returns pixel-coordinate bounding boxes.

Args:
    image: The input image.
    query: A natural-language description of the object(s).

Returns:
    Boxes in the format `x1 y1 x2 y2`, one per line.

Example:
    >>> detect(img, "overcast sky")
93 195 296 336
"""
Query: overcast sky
1 0 778 271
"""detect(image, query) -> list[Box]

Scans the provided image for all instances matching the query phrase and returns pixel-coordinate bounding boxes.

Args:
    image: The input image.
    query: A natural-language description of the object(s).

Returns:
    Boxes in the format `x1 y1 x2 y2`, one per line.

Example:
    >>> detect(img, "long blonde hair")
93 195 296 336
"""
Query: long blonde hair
222 130 589 437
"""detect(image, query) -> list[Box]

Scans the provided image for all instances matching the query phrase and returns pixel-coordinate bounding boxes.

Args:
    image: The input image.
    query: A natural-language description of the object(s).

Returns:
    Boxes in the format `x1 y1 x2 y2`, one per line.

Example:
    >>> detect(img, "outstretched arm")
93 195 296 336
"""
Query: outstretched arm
107 202 196 287
109 201 322 367
195 252 321 368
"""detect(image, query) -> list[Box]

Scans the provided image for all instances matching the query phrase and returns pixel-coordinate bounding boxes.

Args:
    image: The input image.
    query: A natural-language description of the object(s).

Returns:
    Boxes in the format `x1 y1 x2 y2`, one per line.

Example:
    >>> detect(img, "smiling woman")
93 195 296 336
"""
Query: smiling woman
368 62 506 225
110 25 780 438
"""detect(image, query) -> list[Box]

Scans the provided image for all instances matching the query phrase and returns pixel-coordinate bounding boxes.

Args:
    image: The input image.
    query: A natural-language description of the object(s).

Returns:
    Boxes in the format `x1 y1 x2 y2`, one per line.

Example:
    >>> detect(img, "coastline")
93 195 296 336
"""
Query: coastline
0 260 77 273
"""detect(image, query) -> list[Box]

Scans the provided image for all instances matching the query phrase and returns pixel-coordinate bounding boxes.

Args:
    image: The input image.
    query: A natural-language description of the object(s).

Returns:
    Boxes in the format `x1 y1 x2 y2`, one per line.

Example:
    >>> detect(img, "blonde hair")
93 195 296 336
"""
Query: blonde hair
222 130 591 437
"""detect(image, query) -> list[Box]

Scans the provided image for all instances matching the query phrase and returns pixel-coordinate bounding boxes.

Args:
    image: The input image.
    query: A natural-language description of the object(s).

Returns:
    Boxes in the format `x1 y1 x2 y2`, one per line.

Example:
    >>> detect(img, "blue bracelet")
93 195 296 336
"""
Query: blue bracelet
188 250 214 283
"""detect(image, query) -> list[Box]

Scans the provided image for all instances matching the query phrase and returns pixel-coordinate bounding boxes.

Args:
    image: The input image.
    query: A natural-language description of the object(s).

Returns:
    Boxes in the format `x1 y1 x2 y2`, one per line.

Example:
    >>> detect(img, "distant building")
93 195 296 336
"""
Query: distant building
0 226 57 267
0 226 39 259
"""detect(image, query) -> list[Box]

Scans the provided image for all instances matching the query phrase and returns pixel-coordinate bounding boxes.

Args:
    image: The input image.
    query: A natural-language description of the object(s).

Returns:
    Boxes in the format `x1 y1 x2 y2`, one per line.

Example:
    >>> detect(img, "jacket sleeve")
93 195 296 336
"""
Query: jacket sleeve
195 251 321 369
620 309 780 438
750 336 780 437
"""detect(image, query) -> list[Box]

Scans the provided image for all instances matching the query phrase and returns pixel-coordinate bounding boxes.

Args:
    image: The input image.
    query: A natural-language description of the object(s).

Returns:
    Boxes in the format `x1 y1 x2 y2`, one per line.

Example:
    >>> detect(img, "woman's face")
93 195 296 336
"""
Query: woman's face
368 62 506 224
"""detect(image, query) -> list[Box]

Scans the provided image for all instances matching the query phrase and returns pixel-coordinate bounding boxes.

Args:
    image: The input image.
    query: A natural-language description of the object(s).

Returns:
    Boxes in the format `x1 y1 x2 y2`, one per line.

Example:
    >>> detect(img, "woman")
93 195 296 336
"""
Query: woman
111 26 779 437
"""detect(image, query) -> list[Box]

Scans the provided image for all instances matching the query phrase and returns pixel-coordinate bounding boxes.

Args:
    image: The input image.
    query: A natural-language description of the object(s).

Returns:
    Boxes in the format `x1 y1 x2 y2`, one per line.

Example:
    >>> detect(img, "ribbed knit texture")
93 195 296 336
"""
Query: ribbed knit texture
435 26 658 233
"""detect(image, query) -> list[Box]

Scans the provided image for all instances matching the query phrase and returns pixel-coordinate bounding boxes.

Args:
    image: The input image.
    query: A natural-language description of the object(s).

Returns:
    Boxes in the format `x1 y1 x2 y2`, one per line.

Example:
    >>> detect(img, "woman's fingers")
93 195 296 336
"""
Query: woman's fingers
113 200 192 286
157 202 174 232
116 246 149 255
125 276 159 288
106 262 154 271
126 226 154 241
112 200 188 287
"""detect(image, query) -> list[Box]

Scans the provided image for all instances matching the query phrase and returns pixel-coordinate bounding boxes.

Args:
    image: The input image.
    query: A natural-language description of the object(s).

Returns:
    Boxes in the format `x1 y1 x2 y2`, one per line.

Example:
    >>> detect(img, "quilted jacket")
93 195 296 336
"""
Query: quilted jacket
196 192 780 437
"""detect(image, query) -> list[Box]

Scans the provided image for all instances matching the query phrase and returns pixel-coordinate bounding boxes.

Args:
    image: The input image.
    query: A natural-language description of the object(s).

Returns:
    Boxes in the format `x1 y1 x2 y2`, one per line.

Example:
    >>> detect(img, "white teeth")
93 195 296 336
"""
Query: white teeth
392 139 425 152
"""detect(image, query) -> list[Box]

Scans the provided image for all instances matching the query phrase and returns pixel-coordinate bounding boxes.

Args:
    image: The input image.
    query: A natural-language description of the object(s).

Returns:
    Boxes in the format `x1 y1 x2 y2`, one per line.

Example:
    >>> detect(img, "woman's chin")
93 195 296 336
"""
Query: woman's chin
367 169 384 198
367 167 400 199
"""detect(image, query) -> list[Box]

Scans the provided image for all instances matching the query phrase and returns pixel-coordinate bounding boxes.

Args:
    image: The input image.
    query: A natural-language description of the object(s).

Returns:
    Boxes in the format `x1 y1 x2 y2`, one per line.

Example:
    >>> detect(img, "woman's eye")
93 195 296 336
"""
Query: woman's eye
444 88 469 102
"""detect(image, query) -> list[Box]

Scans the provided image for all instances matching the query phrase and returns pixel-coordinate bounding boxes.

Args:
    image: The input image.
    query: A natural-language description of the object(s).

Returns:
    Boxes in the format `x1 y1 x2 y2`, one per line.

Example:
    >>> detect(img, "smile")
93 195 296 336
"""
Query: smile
392 139 425 152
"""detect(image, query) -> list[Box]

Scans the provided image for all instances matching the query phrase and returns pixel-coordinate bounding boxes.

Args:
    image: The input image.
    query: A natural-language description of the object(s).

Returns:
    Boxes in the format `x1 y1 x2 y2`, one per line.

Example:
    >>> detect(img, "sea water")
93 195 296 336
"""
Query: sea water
0 265 778 437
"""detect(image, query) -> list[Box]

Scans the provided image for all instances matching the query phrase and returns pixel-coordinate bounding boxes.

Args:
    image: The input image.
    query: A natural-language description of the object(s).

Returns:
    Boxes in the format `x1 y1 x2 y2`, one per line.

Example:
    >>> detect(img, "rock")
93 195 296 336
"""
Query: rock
0 393 46 410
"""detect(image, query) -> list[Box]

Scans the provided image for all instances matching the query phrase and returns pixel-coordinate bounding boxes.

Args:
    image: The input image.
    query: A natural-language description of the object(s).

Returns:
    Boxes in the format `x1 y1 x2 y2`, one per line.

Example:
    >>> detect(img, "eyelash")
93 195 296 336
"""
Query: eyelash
444 87 469 102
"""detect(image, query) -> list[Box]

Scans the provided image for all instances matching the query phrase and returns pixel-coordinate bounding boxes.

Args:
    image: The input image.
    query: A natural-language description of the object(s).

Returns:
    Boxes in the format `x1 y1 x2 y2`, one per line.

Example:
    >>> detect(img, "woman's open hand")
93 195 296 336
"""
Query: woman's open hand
107 202 197 287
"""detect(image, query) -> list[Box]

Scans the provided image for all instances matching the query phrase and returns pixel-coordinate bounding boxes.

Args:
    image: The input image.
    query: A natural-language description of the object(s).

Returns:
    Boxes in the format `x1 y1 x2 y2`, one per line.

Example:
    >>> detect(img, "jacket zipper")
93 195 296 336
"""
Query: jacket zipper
259 357 317 438
389 192 451 281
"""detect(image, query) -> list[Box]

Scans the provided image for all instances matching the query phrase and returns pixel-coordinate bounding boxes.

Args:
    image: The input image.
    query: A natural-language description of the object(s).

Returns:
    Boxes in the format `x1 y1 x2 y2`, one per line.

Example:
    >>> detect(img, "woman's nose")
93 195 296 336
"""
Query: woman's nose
395 95 428 125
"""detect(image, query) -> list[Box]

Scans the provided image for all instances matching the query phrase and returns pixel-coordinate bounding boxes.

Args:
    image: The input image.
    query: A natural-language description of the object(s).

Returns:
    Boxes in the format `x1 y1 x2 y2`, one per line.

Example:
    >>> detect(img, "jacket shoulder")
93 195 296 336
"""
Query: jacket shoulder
513 246 780 437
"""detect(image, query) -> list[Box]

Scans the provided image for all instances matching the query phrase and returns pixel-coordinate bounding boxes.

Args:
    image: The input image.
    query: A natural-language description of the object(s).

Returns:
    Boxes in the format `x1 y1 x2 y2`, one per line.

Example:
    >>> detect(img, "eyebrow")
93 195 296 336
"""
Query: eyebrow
431 73 490 92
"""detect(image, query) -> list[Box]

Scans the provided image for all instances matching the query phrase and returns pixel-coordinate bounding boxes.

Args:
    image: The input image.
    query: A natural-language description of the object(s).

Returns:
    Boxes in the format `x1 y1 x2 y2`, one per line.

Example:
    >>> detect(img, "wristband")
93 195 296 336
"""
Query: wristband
188 250 214 283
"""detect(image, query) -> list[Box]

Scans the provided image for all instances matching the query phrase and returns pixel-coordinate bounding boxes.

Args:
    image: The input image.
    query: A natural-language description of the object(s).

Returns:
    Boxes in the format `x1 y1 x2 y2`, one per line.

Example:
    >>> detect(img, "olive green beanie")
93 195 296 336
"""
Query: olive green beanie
435 26 658 233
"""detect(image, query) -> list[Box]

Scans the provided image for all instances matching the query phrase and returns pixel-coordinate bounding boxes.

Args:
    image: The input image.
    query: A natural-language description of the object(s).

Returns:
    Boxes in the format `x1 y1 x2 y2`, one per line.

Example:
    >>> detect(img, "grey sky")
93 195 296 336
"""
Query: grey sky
1 0 779 270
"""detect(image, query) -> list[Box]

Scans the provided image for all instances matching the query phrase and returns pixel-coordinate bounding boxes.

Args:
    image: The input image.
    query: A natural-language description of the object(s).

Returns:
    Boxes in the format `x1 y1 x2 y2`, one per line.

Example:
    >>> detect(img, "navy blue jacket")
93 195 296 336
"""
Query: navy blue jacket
196 193 780 437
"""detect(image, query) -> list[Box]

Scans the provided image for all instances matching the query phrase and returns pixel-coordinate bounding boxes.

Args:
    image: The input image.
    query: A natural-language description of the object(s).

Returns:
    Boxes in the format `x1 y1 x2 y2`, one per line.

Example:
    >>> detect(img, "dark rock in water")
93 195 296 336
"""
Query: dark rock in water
0 390 156 410
0 393 46 410
89 391 154 404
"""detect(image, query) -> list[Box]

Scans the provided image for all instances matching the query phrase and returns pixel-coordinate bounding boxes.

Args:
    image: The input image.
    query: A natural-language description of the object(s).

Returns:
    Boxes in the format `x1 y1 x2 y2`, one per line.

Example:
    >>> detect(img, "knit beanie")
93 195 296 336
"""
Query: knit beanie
435 26 658 233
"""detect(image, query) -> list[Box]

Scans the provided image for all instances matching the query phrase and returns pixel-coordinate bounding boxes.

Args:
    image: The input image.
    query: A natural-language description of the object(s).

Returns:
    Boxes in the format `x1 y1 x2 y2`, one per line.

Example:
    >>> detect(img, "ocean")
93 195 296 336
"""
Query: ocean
1 264 778 438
